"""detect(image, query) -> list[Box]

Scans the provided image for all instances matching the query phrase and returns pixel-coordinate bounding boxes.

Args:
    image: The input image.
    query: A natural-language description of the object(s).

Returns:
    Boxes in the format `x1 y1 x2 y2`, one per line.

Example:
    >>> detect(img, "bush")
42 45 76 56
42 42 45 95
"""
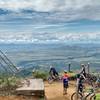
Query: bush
0 75 20 90
96 94 100 100
67 72 77 80
69 75 76 80
33 71 48 81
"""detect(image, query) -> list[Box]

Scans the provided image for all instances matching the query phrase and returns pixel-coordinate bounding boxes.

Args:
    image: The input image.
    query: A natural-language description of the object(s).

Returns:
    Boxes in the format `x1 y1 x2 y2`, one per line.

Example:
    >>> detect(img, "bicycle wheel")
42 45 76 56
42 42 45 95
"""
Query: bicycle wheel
90 94 96 100
71 92 82 100
48 77 53 84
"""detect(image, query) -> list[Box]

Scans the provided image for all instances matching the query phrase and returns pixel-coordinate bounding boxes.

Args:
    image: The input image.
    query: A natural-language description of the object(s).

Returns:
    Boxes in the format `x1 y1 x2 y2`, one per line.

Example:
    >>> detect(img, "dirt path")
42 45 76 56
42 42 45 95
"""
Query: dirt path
0 81 76 100
45 81 75 100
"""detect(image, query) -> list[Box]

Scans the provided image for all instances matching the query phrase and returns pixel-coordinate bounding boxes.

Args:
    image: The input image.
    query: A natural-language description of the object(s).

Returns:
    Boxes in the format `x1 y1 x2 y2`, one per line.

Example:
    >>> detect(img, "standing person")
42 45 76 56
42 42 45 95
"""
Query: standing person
76 64 86 94
80 64 86 78
96 75 100 88
62 70 69 95
76 74 84 93
32 68 36 78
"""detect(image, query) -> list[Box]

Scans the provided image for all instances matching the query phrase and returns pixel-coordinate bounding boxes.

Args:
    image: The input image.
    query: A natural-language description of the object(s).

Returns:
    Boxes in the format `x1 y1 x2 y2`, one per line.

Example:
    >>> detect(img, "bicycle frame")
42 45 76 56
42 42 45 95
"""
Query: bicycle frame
47 74 61 84
73 74 96 100
82 88 95 100
71 88 96 100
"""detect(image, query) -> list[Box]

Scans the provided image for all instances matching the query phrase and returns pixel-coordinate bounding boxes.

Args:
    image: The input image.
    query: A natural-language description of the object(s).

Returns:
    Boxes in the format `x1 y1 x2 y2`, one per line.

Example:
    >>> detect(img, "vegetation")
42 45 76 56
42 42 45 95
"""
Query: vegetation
96 94 100 100
0 74 21 95
65 72 77 80
0 70 98 97
33 70 48 81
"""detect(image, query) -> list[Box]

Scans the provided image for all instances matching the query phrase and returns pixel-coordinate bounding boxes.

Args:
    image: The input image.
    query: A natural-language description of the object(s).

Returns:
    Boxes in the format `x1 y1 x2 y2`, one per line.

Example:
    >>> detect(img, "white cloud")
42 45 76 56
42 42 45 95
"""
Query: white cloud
0 32 100 43
0 0 33 11
0 0 100 44
0 0 100 21
0 0 100 11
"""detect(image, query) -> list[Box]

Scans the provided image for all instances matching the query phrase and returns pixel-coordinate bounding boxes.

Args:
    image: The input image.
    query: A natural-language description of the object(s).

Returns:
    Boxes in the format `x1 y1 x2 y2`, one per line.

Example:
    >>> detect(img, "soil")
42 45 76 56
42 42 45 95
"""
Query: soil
45 81 75 100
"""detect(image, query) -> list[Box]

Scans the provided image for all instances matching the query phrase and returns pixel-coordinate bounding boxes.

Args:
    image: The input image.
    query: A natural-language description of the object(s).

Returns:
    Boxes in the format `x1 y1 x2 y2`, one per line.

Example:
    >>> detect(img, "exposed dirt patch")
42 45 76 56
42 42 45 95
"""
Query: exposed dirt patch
0 96 42 100
45 81 75 100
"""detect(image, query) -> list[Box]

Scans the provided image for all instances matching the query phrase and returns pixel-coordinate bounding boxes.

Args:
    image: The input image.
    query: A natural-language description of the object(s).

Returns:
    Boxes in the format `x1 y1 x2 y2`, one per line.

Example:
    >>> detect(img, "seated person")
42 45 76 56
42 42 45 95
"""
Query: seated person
49 66 58 79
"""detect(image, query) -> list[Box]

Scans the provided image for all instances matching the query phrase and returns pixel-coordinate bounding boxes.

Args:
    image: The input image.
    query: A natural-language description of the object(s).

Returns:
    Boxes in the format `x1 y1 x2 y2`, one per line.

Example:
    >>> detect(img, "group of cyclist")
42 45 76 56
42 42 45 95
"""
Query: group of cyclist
49 64 100 95
49 65 69 94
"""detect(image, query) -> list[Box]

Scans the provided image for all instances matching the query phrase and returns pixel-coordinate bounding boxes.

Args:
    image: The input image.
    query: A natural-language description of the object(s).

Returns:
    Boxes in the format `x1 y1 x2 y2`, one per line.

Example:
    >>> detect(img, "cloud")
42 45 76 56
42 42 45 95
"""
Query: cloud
0 32 100 43
0 0 100 21
0 0 66 11
0 0 33 11
0 0 99 12
0 0 100 44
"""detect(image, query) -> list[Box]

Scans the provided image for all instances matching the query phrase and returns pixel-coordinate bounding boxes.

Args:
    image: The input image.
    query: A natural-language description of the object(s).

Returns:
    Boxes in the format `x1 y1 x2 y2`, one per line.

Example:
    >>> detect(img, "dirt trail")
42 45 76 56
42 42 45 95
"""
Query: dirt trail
45 81 75 100
0 81 76 100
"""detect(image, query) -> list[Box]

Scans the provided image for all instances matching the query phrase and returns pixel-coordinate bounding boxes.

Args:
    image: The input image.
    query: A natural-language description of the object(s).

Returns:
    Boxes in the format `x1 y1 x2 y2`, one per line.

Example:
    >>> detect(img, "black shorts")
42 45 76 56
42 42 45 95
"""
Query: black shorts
78 84 83 92
63 82 68 88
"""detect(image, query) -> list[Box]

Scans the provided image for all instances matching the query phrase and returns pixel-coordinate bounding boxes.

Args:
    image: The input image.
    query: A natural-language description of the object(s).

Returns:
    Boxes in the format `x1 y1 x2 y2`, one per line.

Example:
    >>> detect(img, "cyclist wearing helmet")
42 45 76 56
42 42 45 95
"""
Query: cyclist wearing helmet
49 66 58 79
79 64 87 81
76 74 84 93
62 70 69 95
96 75 100 87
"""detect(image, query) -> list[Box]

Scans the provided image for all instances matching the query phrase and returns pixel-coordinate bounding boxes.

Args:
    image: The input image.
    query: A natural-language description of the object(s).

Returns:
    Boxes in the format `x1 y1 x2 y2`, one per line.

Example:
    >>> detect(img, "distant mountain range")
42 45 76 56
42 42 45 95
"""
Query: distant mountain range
0 43 100 74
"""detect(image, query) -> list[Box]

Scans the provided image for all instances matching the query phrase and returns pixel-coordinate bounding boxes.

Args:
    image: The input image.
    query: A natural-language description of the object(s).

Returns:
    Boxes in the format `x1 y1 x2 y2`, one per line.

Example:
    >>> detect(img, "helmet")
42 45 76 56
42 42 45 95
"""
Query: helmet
32 68 36 73
81 64 84 67
50 66 53 69
64 70 67 73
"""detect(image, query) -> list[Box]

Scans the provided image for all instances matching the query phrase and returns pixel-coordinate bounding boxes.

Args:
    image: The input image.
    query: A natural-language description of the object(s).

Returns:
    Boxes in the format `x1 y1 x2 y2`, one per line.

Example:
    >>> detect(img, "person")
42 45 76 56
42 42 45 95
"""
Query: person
32 68 36 78
80 64 86 78
96 76 100 87
49 66 59 79
62 70 69 95
76 74 84 93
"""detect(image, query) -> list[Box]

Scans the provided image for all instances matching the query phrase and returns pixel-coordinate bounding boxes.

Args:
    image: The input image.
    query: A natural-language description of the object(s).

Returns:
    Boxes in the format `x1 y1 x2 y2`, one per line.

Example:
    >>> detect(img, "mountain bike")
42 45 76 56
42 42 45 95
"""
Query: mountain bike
47 74 61 84
71 87 96 100
71 74 99 100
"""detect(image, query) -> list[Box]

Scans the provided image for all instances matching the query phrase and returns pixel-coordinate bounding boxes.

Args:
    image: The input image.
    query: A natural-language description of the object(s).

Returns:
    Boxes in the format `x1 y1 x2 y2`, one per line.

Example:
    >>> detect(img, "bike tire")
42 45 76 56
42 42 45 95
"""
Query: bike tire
90 94 96 100
48 77 53 84
71 92 82 100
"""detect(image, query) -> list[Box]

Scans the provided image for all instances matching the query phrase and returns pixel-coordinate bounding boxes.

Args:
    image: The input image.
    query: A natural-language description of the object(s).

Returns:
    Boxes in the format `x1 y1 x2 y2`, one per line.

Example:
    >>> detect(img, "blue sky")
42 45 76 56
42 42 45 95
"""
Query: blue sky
0 0 100 43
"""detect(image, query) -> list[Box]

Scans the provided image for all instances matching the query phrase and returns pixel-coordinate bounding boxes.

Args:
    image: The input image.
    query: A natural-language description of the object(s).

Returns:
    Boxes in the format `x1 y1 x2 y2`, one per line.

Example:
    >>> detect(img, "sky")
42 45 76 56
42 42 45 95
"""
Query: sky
0 0 100 43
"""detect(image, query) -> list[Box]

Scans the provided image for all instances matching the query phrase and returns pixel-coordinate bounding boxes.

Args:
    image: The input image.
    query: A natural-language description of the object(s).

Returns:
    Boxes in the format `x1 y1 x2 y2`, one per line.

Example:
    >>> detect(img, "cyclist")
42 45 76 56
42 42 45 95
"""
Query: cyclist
80 64 86 78
62 70 69 95
96 75 100 87
76 64 87 93
49 66 59 79
32 68 36 78
76 74 84 93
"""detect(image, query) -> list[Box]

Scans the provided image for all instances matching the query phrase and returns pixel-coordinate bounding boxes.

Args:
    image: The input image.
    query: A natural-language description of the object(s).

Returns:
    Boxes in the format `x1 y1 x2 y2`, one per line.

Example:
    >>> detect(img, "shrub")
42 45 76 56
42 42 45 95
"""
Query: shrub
33 71 48 81
69 75 76 80
0 75 20 90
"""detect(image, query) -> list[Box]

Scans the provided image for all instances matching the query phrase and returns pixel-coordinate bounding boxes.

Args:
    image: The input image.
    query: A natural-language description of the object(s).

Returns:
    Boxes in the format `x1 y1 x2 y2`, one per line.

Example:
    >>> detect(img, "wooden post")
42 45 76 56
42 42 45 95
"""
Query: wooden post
68 63 71 72
87 63 90 74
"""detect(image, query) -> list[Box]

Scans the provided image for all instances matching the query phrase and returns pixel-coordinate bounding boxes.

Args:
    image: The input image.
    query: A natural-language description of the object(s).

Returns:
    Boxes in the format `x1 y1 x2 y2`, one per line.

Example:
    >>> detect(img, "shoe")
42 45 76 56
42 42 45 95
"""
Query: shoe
63 92 67 95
